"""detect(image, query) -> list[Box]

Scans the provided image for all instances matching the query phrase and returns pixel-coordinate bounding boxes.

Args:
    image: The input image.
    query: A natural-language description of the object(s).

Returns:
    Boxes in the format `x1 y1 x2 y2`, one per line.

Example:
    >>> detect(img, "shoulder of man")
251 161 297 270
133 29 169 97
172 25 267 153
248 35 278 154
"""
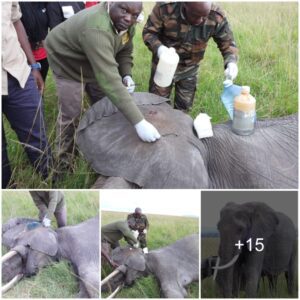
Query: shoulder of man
210 3 227 23
127 213 135 218
152 2 180 15
140 214 148 220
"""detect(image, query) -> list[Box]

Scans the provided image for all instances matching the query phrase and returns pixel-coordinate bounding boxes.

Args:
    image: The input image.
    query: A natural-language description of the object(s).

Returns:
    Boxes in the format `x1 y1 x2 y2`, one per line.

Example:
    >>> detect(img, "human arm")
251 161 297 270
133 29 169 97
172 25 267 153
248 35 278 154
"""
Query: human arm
81 29 160 141
142 4 165 56
212 8 238 69
46 191 60 218
13 19 44 92
30 191 48 213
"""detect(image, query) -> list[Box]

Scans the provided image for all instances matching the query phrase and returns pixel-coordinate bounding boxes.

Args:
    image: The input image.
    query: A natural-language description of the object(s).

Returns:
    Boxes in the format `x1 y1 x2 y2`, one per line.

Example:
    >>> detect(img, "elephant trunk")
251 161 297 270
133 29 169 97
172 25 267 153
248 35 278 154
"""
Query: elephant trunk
216 242 241 297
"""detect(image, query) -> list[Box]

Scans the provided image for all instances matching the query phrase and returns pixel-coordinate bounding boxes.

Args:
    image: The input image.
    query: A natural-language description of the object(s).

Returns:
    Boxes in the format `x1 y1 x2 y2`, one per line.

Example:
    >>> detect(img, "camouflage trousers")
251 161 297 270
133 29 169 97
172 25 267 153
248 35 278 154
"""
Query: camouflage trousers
138 232 147 248
149 62 199 112
53 73 105 170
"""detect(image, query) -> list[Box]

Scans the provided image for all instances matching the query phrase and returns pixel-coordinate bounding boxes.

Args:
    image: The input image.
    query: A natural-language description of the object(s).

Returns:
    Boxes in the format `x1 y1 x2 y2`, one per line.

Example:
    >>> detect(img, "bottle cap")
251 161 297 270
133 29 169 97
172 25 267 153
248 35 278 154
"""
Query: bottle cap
241 86 250 93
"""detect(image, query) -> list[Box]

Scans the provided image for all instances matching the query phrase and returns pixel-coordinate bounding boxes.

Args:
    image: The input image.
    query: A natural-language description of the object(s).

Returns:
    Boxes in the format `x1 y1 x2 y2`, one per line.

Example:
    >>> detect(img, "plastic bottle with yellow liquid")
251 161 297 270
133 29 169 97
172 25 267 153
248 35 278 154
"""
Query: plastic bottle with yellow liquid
232 86 256 135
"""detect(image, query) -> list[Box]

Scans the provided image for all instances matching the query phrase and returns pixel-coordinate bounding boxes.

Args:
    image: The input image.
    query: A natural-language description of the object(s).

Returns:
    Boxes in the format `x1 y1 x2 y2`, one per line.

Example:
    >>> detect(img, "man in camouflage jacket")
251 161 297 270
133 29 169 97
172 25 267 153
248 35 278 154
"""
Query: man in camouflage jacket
127 207 149 253
143 2 238 111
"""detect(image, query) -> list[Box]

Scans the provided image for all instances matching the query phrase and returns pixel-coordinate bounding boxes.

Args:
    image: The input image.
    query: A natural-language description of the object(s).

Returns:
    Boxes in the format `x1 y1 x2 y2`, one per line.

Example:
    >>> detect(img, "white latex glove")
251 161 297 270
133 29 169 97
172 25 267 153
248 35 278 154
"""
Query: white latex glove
133 242 140 249
42 217 51 227
157 45 168 59
131 230 139 239
143 229 147 234
224 62 238 80
135 119 161 143
136 11 144 23
123 75 135 93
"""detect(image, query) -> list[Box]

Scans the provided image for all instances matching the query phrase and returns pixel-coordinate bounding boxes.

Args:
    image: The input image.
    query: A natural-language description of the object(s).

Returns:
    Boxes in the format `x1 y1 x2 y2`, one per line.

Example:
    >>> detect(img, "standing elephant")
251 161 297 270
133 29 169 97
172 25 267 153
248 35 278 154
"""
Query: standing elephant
77 92 298 189
2 216 99 298
102 234 199 298
213 202 297 298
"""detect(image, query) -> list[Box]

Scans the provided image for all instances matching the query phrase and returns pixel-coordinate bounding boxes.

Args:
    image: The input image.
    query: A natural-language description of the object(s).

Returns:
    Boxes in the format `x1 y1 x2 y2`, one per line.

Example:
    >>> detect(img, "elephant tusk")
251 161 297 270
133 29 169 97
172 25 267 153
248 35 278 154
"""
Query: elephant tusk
101 269 121 286
212 257 220 281
107 284 123 298
212 254 240 270
1 250 18 263
1 274 23 294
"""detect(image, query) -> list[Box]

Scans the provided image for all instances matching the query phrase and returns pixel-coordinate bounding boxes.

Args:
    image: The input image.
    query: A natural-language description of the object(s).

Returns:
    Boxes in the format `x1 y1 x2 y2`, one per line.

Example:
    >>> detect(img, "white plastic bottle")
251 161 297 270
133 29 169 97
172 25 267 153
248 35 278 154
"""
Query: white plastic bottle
154 47 179 87
232 86 256 135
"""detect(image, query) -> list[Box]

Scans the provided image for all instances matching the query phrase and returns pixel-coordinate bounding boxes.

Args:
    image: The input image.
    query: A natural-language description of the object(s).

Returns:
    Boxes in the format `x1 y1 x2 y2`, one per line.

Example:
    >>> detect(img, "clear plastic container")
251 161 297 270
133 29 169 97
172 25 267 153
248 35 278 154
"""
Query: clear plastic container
221 80 242 120
154 47 179 87
232 86 256 136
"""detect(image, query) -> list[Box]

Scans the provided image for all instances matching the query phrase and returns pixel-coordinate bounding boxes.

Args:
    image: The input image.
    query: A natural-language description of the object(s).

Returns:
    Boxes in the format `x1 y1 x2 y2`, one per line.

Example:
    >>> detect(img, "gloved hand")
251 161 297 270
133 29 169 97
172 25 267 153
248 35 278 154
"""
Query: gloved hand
42 217 51 227
143 229 147 234
133 242 140 249
136 11 144 23
131 230 139 239
157 45 168 59
135 119 161 142
224 62 238 80
123 75 135 93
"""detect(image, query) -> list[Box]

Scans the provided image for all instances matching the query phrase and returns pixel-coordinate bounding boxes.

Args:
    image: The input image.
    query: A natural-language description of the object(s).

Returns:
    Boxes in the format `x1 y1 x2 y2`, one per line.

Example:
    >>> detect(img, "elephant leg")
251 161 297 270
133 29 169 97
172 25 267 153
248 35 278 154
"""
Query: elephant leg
286 243 296 295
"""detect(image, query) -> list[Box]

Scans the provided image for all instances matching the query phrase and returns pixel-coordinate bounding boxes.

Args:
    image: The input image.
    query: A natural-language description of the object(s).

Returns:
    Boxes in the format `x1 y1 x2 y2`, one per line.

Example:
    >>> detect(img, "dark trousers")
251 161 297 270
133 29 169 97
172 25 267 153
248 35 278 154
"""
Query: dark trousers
2 73 52 188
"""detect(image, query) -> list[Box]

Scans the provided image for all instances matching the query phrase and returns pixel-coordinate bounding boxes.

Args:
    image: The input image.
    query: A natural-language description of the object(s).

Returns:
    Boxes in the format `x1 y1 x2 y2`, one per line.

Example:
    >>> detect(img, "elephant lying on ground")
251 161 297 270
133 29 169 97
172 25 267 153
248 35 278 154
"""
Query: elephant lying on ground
213 202 297 298
77 92 298 189
102 234 199 298
2 217 99 298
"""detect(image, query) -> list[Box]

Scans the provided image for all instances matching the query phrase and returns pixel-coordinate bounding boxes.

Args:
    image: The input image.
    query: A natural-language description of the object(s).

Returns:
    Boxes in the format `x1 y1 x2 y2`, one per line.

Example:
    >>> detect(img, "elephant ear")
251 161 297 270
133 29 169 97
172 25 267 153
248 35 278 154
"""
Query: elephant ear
25 228 58 256
248 202 279 240
125 250 146 272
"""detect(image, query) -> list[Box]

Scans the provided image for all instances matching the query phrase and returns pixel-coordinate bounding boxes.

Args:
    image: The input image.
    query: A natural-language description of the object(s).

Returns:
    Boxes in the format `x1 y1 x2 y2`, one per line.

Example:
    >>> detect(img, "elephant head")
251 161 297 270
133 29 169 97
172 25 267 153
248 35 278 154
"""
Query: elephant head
2 218 58 278
111 247 146 286
214 202 279 297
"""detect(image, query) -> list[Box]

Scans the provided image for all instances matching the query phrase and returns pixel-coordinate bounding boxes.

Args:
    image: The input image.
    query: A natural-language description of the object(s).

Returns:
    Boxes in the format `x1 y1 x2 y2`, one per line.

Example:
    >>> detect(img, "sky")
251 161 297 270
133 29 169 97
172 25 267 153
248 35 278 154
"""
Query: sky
100 190 200 217
201 191 298 228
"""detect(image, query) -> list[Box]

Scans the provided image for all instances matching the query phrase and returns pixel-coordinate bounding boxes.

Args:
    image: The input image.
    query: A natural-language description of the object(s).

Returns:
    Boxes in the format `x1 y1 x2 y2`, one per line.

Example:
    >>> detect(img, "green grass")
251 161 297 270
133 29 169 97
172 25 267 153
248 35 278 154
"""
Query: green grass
4 2 298 188
2 191 99 298
101 211 199 298
201 237 298 298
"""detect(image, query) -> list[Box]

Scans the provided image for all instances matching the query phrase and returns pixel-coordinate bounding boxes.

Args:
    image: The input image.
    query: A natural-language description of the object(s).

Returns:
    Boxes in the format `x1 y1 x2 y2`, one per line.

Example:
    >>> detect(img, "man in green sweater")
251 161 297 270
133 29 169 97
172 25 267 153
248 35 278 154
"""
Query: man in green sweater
29 191 66 227
45 2 160 171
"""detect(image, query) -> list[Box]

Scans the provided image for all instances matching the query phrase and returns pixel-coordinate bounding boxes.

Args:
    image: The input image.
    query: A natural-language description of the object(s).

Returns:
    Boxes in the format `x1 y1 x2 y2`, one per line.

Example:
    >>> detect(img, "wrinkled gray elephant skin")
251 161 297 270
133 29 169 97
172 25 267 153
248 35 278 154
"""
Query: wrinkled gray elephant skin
216 202 297 298
77 92 298 189
2 217 99 298
111 234 199 298
77 93 209 189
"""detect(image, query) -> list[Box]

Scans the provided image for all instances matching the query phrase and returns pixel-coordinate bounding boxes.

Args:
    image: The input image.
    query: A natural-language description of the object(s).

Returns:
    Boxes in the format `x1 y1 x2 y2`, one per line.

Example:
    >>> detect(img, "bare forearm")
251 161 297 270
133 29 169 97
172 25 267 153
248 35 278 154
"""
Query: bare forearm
13 19 36 65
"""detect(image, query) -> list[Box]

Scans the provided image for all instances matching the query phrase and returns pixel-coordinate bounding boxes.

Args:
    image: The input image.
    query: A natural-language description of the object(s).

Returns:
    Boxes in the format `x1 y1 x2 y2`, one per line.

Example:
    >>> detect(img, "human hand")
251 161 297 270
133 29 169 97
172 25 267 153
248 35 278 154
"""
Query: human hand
131 230 139 239
134 119 161 142
133 242 140 249
157 45 168 59
224 62 238 80
32 69 44 94
42 217 51 227
123 75 135 93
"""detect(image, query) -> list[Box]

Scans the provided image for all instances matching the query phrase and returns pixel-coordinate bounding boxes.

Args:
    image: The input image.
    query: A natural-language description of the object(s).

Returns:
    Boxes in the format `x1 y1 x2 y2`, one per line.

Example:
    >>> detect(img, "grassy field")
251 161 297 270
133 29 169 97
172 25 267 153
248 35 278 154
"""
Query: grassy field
201 237 298 298
2 191 99 298
101 210 199 298
4 2 298 188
